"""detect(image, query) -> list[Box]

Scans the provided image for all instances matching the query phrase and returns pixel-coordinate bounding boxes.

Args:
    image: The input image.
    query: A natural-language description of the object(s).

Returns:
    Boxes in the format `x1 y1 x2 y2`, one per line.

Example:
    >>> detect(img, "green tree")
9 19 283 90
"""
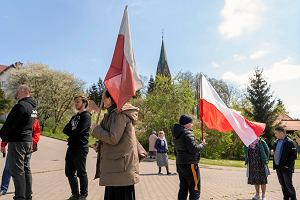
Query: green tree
147 75 155 94
141 75 195 152
246 69 277 147
87 78 104 106
9 63 84 133
0 88 12 116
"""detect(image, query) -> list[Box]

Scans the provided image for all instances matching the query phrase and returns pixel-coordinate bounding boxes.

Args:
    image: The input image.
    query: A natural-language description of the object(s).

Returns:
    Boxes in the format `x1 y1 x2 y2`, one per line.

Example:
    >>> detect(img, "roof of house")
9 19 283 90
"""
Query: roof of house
274 114 293 124
0 65 7 73
0 62 23 75
279 120 300 131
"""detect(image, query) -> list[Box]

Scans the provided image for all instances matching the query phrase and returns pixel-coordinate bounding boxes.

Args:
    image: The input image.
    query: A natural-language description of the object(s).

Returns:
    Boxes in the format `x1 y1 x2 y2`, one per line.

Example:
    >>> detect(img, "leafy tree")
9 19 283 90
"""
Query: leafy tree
147 75 155 94
87 78 104 106
140 75 195 152
9 63 84 133
246 69 277 147
0 88 12 116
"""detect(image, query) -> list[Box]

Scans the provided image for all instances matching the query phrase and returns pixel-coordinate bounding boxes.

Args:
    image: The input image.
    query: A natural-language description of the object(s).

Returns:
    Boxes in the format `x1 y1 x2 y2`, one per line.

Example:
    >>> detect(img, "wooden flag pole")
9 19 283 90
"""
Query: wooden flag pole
200 74 205 141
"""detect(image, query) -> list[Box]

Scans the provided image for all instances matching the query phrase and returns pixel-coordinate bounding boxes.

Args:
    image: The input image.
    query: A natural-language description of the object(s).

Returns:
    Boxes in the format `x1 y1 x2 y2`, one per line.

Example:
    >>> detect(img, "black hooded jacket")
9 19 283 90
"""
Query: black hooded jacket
0 97 37 142
172 124 205 164
63 111 91 148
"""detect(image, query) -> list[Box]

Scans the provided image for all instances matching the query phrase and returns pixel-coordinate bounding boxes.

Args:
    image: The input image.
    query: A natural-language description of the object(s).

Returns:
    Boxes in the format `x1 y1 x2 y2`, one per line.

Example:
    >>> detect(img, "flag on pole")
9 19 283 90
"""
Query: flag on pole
199 74 265 146
104 6 143 111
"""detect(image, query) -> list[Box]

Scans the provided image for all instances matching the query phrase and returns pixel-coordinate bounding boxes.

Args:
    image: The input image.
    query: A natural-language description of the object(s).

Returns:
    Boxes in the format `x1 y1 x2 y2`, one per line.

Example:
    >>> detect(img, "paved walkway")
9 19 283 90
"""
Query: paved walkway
0 136 299 200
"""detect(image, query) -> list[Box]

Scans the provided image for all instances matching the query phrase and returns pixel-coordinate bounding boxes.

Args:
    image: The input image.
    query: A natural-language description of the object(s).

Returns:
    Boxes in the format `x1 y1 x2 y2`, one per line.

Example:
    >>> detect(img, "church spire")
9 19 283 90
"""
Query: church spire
156 32 171 78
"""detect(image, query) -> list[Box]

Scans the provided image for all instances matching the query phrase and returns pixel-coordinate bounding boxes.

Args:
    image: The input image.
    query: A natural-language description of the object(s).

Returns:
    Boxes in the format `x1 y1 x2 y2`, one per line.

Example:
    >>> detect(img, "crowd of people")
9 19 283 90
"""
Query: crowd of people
0 84 299 200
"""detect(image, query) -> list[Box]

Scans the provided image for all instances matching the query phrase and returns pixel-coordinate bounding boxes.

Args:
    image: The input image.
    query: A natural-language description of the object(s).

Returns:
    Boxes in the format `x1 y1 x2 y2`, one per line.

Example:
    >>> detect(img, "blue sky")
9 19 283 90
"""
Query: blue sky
1 0 300 117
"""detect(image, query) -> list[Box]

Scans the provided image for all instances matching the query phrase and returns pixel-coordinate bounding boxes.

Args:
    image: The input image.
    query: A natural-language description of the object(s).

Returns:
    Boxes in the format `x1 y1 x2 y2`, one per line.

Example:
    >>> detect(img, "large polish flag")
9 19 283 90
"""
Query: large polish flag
199 74 265 146
104 6 143 111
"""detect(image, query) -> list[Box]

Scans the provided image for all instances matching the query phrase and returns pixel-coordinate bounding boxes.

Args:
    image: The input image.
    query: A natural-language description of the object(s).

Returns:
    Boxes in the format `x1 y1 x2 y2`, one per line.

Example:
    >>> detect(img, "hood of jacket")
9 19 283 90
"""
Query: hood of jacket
119 103 139 122
19 96 37 108
172 123 185 139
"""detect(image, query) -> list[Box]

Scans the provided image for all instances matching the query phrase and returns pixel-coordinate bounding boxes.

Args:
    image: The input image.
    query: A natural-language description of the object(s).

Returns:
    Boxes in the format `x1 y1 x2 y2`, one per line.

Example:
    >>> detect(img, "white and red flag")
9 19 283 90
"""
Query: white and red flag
199 74 265 146
104 6 143 111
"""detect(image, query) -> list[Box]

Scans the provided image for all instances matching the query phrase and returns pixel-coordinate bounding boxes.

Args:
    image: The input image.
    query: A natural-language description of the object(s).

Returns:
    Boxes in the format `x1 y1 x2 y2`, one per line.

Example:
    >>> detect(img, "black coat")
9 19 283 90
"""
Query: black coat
273 136 298 172
63 111 91 148
172 124 205 164
0 97 37 142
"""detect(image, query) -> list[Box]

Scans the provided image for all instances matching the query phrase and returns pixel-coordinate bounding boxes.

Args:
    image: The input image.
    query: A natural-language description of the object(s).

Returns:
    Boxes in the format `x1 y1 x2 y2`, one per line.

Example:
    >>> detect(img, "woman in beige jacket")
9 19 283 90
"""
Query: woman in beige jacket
92 90 139 200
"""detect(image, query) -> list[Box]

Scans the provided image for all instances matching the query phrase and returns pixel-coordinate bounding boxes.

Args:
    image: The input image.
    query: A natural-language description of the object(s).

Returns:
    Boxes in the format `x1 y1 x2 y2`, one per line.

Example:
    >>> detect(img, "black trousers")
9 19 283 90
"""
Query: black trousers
276 168 297 200
176 163 201 200
104 185 135 200
8 142 32 200
65 147 89 196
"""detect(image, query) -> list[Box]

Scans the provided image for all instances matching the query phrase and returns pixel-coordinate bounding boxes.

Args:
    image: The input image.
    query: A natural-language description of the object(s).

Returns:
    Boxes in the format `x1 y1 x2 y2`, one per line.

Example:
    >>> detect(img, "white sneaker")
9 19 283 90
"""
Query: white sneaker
261 196 267 200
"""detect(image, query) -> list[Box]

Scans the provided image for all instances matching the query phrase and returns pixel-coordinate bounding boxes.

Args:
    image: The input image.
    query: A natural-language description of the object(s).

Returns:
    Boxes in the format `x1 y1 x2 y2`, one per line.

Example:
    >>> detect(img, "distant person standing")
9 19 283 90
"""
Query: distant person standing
63 96 91 200
155 131 171 175
172 115 206 200
148 131 158 159
0 84 37 200
244 138 270 200
0 119 41 196
273 126 298 200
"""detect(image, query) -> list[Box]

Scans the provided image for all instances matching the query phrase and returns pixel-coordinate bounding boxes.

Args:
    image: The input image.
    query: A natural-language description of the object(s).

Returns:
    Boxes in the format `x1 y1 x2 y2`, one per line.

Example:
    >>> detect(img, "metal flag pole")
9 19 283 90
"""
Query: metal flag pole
199 73 204 141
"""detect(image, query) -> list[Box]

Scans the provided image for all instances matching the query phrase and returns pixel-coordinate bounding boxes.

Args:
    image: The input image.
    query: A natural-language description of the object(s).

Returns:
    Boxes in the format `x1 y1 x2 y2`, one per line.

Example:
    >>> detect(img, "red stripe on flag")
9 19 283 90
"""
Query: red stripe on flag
104 34 136 111
200 99 233 133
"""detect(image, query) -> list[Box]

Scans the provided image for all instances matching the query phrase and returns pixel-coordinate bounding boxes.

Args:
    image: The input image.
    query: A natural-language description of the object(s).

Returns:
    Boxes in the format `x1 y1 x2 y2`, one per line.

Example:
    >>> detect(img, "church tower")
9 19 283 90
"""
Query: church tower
156 34 171 78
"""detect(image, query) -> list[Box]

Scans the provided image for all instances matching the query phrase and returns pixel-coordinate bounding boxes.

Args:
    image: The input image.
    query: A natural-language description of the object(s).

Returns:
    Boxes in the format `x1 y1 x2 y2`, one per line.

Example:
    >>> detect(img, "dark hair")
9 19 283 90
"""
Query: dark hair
275 126 285 133
104 90 115 104
74 95 89 108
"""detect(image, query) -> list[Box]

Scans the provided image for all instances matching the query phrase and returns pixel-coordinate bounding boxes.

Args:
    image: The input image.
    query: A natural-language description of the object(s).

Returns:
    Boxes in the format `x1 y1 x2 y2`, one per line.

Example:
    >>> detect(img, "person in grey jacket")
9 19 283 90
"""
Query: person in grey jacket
172 115 206 200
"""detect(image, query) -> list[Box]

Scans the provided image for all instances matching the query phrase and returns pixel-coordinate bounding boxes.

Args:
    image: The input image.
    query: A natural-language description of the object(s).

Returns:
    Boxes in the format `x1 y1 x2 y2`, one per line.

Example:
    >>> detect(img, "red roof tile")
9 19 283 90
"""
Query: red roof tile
0 65 7 73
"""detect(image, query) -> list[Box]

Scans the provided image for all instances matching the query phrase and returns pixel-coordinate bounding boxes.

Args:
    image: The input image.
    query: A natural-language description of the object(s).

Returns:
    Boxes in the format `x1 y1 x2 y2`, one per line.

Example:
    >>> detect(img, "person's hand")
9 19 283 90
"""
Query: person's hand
32 143 38 152
91 142 99 152
202 138 206 145
0 147 6 154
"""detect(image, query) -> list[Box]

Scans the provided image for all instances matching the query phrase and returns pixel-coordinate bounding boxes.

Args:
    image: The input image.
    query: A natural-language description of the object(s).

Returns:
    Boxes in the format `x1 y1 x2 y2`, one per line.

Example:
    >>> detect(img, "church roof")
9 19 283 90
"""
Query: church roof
156 39 171 77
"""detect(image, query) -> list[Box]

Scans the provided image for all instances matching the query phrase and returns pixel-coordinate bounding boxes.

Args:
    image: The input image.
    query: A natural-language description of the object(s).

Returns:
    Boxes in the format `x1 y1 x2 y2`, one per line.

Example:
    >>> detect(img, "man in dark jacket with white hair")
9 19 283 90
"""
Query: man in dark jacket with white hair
172 115 206 200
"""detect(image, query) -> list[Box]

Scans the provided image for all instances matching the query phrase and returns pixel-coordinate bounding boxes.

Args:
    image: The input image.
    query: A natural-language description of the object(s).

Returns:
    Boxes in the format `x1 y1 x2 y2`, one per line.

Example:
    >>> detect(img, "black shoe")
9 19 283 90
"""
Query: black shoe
78 194 87 200
67 195 79 200
78 194 88 200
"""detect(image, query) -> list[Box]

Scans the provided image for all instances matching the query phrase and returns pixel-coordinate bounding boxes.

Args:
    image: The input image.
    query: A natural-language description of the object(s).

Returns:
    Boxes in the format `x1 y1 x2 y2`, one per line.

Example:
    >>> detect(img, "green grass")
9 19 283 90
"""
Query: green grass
169 154 300 169
41 131 97 145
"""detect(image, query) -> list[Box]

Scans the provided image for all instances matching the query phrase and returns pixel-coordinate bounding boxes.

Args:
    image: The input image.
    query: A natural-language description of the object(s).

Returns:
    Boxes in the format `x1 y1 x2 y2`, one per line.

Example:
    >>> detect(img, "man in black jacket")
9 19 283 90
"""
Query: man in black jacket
63 96 91 200
0 85 37 200
273 126 297 200
172 115 206 200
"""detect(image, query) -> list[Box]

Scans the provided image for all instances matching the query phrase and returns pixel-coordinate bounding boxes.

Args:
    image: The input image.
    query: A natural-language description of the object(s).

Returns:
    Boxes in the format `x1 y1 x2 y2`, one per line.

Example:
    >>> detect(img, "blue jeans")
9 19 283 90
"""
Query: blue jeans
1 156 10 192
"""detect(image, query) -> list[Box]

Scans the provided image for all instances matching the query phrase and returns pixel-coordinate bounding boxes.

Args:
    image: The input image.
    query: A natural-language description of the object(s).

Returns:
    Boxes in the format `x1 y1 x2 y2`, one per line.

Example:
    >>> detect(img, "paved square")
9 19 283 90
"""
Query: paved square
0 136 299 199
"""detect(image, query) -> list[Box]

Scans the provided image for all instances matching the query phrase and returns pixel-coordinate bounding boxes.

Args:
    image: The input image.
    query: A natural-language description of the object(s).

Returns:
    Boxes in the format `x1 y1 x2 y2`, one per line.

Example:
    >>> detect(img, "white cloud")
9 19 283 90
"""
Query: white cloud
211 61 221 69
265 57 300 82
250 49 269 60
219 0 265 39
222 57 300 118
233 54 247 62
223 57 300 84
